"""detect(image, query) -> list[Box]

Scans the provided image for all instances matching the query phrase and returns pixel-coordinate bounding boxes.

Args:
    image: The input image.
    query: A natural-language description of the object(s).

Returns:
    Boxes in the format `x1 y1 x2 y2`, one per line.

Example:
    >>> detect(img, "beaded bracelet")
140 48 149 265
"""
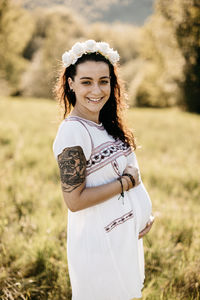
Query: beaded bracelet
122 176 130 191
122 173 135 188
117 177 124 203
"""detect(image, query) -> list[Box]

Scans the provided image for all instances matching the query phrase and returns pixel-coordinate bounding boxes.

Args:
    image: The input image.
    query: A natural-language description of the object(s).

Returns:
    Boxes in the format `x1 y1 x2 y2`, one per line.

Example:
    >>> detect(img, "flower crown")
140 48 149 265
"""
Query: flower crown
62 40 120 68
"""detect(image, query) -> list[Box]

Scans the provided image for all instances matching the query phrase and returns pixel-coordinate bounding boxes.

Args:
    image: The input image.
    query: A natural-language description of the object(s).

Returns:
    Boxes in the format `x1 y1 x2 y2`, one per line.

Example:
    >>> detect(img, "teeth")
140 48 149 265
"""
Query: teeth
88 98 102 102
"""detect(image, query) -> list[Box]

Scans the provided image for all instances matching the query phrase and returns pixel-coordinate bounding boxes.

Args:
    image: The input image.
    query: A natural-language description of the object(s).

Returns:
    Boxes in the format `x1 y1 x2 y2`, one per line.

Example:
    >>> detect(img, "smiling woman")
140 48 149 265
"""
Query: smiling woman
53 40 154 300
68 61 111 121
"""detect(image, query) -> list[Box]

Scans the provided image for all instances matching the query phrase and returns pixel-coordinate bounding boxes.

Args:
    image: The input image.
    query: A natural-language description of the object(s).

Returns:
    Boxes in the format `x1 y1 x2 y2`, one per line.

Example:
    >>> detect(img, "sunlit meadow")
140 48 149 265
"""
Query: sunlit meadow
0 96 200 299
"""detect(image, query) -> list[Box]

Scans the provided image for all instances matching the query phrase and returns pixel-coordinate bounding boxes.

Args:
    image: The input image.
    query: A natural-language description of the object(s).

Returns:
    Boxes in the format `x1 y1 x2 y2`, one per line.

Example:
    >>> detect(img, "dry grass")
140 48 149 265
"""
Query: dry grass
0 97 200 299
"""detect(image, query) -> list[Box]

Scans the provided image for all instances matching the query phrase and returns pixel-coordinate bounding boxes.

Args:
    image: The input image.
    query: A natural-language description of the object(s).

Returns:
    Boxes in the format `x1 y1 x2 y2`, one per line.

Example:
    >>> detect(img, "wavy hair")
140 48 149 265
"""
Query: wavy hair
54 52 136 149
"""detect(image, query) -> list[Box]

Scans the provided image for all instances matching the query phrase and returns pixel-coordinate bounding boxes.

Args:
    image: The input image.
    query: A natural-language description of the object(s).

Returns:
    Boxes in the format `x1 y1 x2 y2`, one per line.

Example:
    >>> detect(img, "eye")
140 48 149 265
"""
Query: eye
100 80 109 85
81 81 91 85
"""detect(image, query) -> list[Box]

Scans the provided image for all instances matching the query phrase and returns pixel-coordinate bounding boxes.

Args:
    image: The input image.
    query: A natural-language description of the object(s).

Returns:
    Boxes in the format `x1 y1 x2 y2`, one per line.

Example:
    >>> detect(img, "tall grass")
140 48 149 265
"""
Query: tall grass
0 97 200 299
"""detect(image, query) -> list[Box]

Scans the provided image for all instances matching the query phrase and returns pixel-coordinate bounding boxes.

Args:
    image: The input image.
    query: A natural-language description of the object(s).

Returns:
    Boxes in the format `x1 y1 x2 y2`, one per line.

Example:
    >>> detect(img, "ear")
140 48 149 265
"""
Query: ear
68 77 74 90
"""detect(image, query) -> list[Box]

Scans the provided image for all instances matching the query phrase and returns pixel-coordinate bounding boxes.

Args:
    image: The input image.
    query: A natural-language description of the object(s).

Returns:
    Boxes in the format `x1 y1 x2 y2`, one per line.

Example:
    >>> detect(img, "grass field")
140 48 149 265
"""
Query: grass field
0 96 200 300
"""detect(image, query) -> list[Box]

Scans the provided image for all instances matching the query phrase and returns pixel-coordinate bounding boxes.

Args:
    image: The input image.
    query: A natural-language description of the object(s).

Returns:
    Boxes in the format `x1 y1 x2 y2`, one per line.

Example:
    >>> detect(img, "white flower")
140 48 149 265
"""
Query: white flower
71 42 84 57
96 42 110 55
62 52 72 67
84 40 97 52
62 40 120 68
109 50 120 64
69 50 78 64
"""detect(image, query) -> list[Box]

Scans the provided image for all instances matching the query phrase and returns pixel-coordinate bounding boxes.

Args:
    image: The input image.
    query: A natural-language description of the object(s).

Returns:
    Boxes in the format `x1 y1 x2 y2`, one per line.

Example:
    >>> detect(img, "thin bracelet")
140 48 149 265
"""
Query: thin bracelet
122 176 130 191
122 173 135 188
117 177 124 200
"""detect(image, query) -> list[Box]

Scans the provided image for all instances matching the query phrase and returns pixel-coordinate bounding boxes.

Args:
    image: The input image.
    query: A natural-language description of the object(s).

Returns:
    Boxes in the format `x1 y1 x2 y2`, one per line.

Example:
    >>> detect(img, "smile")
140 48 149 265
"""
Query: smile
87 97 103 103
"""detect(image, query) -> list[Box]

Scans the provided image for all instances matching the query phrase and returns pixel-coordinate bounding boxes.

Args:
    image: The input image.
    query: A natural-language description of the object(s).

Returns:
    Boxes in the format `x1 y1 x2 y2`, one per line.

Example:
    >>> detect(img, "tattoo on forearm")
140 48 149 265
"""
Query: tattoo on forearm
58 146 86 193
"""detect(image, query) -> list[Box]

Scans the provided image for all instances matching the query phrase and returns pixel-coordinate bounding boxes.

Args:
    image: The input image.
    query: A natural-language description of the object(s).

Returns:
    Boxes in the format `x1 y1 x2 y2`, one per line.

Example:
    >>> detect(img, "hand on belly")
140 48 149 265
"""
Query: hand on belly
139 215 155 239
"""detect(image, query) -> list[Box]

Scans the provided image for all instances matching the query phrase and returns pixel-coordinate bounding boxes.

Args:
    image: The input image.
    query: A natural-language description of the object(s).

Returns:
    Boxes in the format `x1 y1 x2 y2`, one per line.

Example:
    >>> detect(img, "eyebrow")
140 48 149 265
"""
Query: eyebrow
80 76 110 80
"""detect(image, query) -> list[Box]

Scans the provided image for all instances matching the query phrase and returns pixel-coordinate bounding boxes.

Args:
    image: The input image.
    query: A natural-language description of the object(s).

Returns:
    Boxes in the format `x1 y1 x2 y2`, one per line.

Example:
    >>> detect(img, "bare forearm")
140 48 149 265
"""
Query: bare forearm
80 179 123 210
63 178 127 212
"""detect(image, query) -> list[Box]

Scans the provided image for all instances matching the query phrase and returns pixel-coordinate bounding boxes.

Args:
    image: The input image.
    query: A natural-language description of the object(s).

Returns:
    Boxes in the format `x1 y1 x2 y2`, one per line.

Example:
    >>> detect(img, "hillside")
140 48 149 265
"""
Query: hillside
21 0 154 25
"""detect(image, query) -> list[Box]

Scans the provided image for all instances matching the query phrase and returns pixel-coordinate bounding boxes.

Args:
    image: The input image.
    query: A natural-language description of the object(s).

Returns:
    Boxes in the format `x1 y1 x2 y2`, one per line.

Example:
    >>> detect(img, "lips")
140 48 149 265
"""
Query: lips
87 97 103 103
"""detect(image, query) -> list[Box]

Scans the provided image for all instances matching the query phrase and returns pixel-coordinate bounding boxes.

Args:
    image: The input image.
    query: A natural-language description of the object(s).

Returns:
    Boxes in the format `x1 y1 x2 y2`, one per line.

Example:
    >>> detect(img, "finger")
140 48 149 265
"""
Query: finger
139 227 149 239
139 230 146 239
148 215 155 224
136 178 141 186
146 220 154 227
138 222 153 239
138 227 148 239
145 222 153 231
135 179 141 187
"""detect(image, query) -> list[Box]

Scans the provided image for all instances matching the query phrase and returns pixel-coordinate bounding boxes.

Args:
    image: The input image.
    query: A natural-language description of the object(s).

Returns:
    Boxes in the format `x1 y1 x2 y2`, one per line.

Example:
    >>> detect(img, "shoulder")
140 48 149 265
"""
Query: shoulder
55 118 93 140
53 119 92 161
57 118 88 134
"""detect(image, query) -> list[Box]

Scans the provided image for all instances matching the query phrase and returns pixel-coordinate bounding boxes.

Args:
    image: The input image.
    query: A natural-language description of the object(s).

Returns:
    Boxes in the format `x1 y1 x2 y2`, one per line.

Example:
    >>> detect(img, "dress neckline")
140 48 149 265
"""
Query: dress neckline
67 115 104 129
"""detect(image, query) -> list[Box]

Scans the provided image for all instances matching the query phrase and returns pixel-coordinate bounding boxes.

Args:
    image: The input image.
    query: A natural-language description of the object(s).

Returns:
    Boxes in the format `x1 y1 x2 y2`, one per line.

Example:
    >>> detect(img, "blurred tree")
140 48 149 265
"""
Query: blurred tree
86 23 141 65
125 14 184 108
0 0 34 95
156 0 200 113
21 6 85 98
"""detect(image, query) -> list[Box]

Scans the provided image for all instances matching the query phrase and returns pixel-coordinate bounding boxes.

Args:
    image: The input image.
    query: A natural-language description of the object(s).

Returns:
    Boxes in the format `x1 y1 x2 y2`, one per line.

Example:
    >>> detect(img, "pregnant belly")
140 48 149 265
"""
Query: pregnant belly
129 182 152 232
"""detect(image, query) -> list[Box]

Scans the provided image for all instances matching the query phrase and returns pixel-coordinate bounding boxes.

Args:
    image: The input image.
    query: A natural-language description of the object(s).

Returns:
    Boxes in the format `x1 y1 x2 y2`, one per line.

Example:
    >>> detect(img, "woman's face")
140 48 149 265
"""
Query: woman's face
68 61 111 119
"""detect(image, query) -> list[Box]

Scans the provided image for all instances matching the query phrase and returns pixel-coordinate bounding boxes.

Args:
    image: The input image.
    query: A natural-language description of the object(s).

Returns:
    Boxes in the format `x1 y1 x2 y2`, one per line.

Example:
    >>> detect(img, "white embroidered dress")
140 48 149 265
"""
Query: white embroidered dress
53 116 152 300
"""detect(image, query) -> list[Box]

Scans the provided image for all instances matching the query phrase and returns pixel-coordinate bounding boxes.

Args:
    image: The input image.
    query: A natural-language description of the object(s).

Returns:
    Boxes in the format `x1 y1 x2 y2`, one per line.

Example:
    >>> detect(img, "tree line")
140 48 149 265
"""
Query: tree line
0 0 200 113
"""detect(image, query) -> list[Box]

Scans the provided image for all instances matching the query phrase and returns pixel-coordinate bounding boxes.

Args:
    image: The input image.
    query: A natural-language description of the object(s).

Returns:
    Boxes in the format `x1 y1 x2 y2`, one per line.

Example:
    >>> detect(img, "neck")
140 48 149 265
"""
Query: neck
70 108 100 124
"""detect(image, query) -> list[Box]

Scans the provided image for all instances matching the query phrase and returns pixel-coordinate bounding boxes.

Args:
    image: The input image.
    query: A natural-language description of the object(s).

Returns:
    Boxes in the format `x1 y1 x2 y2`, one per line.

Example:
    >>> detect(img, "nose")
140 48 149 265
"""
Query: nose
91 83 102 95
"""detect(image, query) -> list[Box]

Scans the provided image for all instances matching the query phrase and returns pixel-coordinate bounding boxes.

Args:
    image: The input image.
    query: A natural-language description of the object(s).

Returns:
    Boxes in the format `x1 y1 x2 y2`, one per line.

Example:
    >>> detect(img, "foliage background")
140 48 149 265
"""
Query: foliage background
1 0 200 112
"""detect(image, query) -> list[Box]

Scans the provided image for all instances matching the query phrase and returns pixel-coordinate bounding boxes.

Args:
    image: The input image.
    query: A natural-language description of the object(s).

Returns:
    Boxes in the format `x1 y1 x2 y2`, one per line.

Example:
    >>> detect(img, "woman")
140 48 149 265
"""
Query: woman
53 40 154 300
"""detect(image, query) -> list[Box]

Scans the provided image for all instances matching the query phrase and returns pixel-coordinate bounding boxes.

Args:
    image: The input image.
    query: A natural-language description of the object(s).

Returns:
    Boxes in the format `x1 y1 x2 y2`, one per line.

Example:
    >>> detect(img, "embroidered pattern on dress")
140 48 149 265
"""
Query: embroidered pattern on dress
64 117 132 176
86 140 132 176
112 160 121 176
104 210 134 233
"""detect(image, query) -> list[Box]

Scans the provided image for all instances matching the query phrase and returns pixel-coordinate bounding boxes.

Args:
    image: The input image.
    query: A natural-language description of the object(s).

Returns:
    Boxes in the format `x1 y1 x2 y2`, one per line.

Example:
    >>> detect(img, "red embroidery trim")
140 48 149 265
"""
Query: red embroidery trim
104 210 134 233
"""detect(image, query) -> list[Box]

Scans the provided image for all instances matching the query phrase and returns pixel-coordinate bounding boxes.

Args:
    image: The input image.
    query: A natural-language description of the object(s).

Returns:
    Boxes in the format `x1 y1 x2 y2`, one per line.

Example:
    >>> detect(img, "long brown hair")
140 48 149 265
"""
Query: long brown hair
54 52 136 149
